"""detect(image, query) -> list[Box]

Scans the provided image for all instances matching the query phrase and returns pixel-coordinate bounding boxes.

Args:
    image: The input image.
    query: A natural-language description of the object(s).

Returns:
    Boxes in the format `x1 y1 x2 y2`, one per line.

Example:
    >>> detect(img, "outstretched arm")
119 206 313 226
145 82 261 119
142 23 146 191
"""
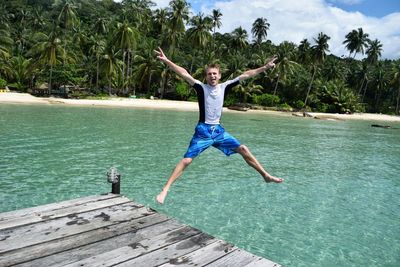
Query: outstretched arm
155 47 196 86
238 56 277 81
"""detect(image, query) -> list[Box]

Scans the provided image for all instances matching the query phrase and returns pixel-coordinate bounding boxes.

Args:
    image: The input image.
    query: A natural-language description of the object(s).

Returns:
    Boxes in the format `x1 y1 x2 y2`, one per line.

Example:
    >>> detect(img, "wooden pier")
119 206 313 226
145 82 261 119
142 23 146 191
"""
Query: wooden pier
0 194 280 267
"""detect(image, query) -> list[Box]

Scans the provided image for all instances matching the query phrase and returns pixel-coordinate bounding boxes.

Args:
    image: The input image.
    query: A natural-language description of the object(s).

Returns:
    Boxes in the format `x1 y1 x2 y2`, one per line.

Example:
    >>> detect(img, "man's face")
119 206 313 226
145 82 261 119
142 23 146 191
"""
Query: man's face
206 67 221 86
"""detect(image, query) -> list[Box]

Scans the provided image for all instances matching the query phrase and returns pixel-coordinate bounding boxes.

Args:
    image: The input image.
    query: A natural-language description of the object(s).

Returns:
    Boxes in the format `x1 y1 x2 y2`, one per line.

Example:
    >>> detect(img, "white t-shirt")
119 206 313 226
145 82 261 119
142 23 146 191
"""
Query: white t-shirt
192 77 240 124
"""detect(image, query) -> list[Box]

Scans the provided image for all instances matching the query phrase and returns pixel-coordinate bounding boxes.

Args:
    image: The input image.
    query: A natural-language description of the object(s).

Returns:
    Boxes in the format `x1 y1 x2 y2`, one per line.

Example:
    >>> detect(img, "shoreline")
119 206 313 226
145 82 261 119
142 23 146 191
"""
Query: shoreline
1 92 400 122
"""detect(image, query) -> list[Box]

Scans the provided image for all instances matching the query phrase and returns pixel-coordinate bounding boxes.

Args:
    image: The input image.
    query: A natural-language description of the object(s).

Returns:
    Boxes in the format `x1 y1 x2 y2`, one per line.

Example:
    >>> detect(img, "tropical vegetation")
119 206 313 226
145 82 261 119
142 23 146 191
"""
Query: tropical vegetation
1 0 399 114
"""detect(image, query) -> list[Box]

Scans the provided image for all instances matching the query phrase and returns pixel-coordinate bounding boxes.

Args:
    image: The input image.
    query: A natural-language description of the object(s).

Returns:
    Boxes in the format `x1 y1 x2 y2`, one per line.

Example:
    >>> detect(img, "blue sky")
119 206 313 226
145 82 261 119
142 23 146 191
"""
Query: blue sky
186 0 400 18
151 0 400 59
326 0 400 18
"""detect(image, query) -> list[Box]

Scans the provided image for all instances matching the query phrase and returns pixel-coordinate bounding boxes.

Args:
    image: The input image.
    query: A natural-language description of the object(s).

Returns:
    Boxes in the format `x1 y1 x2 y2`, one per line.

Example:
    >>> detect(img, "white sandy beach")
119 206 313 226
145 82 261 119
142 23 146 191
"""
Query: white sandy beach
1 92 400 122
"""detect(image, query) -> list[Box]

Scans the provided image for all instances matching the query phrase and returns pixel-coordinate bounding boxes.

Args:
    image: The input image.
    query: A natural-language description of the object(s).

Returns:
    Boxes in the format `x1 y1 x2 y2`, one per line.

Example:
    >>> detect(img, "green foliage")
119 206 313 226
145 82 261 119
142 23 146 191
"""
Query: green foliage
315 79 363 113
253 93 280 107
293 100 305 109
175 81 190 100
224 94 239 107
0 0 397 114
278 103 293 111
0 78 7 88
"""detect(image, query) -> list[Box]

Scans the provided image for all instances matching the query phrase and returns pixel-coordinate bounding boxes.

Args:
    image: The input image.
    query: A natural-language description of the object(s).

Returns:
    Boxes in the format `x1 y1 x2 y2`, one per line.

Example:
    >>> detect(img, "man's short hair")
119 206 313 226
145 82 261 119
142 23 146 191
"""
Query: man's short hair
205 63 221 74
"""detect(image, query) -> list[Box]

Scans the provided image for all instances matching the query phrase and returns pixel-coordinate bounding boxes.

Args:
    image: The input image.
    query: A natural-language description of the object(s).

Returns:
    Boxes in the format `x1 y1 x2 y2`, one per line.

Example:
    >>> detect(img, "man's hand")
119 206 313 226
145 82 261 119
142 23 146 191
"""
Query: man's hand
154 47 196 85
155 47 168 63
264 56 278 70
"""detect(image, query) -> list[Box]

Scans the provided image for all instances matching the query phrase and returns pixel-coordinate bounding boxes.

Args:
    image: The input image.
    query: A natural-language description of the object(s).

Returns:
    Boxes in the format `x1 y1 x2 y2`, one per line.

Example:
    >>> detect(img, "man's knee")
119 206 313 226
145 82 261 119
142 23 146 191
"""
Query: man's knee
236 144 250 155
181 157 193 167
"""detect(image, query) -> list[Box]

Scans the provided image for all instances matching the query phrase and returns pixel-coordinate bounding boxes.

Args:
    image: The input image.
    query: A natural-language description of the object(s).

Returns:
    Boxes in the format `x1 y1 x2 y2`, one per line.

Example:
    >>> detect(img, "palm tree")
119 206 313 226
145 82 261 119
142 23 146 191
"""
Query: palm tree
112 21 139 94
157 0 189 98
304 32 330 107
366 39 383 65
211 9 222 35
322 57 346 81
93 17 109 37
357 39 383 101
89 36 106 91
343 28 369 58
390 63 400 115
29 29 64 92
0 28 12 61
133 40 161 95
101 46 120 95
187 13 213 72
251 17 270 45
122 0 153 31
167 0 190 56
370 63 387 112
234 82 263 104
187 13 213 50
231 27 248 52
31 6 46 29
297 38 311 64
58 0 78 64
271 41 298 104
211 9 222 49
3 55 33 91
58 1 78 29
153 8 168 36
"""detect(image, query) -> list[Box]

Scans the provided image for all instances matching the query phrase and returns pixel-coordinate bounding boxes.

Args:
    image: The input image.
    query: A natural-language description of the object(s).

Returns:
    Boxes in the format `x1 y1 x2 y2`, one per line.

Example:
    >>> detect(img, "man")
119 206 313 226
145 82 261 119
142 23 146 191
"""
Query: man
155 48 283 204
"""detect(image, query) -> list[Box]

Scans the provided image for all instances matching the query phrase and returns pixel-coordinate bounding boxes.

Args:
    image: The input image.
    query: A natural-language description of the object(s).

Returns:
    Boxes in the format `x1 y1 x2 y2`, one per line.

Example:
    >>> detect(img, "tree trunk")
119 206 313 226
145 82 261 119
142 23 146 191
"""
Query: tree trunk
96 55 99 91
122 50 126 94
304 67 316 107
272 75 280 106
358 76 365 95
109 77 112 96
361 80 369 103
273 75 280 96
147 72 152 96
189 50 197 74
126 50 130 94
396 86 400 115
49 64 53 94
160 69 168 99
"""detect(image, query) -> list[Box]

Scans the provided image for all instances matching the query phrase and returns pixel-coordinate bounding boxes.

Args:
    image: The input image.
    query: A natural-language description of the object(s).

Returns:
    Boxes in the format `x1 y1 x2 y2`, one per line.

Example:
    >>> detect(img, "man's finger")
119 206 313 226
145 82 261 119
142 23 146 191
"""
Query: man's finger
270 56 278 62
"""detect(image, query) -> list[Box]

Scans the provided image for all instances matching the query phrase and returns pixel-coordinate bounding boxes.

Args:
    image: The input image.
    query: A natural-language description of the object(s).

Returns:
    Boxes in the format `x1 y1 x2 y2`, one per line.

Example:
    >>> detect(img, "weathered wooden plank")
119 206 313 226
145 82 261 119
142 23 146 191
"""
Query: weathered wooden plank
0 196 132 230
62 226 203 267
116 232 217 267
0 194 119 222
12 215 182 267
158 239 237 267
0 203 150 253
0 194 282 267
244 257 281 267
205 249 262 267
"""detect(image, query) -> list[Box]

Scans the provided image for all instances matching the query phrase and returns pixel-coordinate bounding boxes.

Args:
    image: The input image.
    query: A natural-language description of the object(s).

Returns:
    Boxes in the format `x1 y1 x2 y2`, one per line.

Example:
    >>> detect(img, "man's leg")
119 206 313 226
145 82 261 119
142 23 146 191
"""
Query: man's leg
156 157 193 204
235 145 283 183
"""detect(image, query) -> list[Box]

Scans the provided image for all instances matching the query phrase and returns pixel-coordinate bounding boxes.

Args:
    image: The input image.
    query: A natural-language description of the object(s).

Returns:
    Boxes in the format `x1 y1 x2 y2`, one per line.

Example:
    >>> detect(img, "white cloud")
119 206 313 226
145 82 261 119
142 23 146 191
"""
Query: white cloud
330 0 364 5
151 0 399 59
199 0 400 59
151 0 170 8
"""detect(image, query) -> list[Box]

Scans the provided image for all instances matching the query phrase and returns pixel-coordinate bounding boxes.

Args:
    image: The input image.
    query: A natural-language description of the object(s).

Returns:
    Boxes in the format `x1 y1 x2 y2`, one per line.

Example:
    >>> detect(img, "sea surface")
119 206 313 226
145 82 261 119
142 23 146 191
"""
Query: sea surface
1 103 399 266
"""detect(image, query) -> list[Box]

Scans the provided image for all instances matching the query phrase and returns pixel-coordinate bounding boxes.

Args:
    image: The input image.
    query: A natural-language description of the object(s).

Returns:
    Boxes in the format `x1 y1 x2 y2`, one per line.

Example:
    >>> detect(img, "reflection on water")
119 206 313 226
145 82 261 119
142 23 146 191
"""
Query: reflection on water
1 104 399 266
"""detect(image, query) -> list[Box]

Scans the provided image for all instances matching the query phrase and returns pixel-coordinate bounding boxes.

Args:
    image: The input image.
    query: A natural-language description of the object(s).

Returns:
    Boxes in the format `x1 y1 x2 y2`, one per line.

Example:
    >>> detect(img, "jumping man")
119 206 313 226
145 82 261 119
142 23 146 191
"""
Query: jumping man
155 48 283 204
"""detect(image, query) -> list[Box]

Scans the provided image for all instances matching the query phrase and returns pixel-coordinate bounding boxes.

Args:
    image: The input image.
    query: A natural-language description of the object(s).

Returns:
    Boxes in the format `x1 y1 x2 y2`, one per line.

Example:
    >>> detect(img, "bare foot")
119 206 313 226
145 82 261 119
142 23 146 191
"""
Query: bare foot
156 190 168 204
264 175 284 183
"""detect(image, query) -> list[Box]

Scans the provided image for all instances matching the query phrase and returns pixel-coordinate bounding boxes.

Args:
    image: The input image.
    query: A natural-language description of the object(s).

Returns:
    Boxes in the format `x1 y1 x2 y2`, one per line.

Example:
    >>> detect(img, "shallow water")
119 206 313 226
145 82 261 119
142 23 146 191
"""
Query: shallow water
1 104 399 266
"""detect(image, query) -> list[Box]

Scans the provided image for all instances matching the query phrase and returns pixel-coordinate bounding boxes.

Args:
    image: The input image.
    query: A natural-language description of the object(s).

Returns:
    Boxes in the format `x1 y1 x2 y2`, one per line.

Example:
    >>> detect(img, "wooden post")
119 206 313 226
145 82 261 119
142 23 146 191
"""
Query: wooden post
107 167 121 195
111 174 121 194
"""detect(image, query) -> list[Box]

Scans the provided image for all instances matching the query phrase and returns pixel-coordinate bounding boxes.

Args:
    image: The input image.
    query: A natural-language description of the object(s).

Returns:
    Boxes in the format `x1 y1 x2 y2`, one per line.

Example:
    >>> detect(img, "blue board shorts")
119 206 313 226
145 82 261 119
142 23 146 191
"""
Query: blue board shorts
184 123 241 158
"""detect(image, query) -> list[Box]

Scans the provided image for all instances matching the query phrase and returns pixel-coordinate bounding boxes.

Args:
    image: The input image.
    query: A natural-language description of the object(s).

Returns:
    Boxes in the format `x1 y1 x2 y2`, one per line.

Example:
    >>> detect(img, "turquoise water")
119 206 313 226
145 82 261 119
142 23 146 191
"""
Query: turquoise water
1 103 399 266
